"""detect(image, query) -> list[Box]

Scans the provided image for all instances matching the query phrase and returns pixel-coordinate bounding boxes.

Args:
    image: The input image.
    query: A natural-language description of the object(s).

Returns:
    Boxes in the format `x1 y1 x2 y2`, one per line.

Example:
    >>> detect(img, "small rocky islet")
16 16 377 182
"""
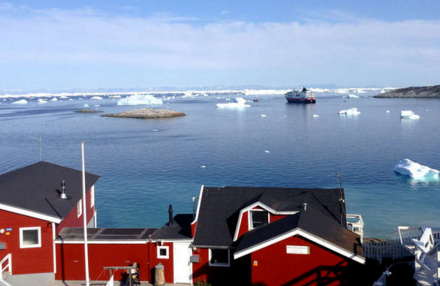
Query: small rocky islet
75 109 103 113
101 108 186 119
374 84 440 98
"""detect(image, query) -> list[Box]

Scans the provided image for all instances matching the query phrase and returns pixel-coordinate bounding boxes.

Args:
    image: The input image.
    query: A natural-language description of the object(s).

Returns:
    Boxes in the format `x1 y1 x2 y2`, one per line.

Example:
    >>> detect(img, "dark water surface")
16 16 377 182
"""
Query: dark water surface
1 94 439 238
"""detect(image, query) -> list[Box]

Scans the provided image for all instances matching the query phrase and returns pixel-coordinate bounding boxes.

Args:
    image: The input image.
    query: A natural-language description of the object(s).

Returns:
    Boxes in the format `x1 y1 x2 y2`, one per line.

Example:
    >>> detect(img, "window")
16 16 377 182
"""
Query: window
250 210 269 230
90 186 95 207
20 227 41 248
157 246 169 259
77 199 82 217
209 249 230 267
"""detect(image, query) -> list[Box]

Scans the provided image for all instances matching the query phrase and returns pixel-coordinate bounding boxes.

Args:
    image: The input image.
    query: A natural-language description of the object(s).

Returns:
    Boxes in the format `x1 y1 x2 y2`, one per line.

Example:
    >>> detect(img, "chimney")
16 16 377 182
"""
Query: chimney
168 204 173 227
302 203 307 211
60 180 67 199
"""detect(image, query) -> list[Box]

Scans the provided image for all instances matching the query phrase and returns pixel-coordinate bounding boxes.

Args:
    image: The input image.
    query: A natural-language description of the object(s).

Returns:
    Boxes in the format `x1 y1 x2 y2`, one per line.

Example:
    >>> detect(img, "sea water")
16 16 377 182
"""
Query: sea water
0 93 439 239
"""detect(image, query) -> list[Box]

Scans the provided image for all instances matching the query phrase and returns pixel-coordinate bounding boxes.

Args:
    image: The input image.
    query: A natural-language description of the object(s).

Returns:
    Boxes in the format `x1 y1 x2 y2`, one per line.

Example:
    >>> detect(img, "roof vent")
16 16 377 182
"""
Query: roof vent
302 203 307 211
168 204 173 227
60 180 67 199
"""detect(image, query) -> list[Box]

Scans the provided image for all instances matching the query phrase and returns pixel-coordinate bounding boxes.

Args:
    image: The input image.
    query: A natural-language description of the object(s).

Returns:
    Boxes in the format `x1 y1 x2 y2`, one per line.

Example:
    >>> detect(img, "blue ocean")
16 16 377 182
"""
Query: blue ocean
1 91 439 239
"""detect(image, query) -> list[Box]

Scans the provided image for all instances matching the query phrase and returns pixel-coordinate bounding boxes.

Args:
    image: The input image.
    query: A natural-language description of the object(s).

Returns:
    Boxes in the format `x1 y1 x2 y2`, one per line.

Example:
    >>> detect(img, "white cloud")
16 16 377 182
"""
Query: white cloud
0 3 439 87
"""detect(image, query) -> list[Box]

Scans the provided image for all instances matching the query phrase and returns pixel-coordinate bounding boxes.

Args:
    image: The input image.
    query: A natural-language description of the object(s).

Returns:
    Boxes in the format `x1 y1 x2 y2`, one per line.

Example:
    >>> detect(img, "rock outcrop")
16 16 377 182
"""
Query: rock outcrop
374 85 440 98
101 108 185 119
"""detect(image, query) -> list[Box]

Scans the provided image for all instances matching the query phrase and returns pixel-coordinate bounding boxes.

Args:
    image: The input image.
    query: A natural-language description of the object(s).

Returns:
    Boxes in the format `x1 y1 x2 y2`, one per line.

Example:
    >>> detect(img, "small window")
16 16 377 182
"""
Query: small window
90 186 95 207
209 249 230 267
250 210 269 229
157 246 169 259
77 199 82 217
20 227 41 248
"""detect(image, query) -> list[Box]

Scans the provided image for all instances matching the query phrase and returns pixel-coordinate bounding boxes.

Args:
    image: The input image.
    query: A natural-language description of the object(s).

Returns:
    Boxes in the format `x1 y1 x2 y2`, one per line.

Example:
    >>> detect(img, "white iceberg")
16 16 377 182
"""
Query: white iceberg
50 97 58 102
339 108 360 115
117 94 163 106
401 110 420 119
12 99 28 104
386 110 390 113
83 104 89 107
344 94 360 99
216 97 250 108
91 96 103 100
394 159 439 179
38 99 47 104
261 114 267 118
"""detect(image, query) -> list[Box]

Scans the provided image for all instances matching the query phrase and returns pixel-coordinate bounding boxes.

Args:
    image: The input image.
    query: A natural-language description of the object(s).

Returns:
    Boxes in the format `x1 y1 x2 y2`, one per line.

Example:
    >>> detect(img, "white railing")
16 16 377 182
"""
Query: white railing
0 254 11 277
347 214 364 243
363 238 413 264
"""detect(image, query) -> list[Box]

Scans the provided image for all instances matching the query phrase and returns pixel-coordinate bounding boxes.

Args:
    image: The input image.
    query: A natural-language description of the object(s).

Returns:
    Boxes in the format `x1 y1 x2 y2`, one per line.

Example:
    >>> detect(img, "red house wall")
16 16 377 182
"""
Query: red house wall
269 214 287 222
251 235 352 286
0 209 53 274
148 242 174 284
57 188 95 234
55 243 149 281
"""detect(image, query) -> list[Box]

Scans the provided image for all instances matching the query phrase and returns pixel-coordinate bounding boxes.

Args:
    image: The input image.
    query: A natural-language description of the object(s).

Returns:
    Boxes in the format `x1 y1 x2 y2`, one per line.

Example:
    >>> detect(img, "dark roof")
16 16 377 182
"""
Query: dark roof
0 161 100 221
236 208 363 258
56 227 158 242
193 186 346 248
152 214 193 240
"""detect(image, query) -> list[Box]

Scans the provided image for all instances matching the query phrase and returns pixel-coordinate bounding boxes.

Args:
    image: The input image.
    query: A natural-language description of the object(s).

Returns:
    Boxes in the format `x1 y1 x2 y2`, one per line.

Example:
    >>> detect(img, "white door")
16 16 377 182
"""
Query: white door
173 242 192 284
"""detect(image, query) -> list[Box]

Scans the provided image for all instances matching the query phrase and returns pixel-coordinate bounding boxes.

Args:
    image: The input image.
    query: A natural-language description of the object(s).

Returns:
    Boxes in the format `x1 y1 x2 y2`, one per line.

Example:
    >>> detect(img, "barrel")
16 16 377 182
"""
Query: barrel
155 263 165 286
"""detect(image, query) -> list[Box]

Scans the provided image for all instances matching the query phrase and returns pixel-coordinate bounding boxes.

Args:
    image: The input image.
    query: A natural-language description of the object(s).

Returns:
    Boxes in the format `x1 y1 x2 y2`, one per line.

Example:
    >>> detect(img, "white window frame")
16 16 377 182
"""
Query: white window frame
90 186 95 207
77 199 82 218
209 248 230 267
248 209 270 230
157 246 169 259
20 227 42 249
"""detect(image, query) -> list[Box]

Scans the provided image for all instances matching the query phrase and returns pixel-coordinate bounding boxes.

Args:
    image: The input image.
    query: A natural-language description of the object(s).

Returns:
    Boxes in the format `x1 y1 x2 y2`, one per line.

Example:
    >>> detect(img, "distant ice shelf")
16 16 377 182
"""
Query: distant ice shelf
394 159 439 179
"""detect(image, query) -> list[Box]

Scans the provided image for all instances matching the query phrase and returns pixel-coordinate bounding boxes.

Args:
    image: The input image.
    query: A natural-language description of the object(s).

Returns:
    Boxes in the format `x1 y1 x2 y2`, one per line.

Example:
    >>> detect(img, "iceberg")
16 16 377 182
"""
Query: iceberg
313 114 319 118
216 98 250 108
91 96 103 100
83 104 89 107
394 159 439 179
12 99 28 104
344 94 360 99
51 97 58 102
38 99 47 104
117 94 163 106
401 110 420 119
339 108 361 115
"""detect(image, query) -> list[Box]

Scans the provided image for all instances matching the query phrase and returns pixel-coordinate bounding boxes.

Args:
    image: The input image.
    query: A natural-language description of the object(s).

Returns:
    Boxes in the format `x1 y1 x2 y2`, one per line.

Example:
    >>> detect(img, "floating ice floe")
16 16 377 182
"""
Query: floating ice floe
50 97 58 102
344 94 360 99
261 114 267 118
152 129 159 132
313 114 319 118
401 110 420 119
200 165 206 169
339 108 361 115
394 159 439 179
216 98 250 108
12 99 28 104
91 96 103 100
265 150 270 154
38 99 47 104
117 94 163 106
83 104 89 107
386 110 390 113
111 95 121 98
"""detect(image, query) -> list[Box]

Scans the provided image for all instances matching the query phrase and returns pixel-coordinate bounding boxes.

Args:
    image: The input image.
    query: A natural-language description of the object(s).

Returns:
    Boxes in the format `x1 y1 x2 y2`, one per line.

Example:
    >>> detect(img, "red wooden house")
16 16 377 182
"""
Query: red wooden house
0 162 99 276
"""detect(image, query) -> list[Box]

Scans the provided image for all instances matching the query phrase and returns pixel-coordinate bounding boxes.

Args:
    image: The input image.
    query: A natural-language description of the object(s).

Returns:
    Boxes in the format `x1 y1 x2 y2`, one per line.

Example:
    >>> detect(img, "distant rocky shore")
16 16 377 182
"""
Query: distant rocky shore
374 85 440 98
101 108 186 119
75 109 103 113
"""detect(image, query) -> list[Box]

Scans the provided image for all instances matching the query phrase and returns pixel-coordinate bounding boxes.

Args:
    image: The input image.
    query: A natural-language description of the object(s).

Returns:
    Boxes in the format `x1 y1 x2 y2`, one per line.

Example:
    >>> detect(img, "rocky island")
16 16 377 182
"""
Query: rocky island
101 108 186 119
75 109 103 113
374 84 440 98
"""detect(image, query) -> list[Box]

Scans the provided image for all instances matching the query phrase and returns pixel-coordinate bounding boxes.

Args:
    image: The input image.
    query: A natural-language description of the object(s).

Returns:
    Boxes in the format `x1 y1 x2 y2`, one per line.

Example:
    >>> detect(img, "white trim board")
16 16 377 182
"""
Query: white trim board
233 201 298 241
54 240 147 244
191 185 204 226
0 202 61 223
233 228 365 264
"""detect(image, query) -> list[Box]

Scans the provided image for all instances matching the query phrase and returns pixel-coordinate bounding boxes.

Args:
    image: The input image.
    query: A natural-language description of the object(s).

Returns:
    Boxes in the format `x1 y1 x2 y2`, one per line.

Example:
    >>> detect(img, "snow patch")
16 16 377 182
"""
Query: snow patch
117 94 163 106
394 159 439 179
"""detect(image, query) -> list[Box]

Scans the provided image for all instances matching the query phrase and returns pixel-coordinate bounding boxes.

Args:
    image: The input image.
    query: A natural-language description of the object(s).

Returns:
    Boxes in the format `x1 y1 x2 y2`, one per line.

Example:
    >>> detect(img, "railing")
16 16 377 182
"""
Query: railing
347 214 364 243
0 254 12 278
372 264 393 286
363 238 413 264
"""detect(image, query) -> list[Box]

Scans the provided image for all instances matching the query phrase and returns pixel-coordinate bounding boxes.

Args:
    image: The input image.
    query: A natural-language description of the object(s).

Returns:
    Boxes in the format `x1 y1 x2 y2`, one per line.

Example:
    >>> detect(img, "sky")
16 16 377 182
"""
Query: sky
0 0 439 91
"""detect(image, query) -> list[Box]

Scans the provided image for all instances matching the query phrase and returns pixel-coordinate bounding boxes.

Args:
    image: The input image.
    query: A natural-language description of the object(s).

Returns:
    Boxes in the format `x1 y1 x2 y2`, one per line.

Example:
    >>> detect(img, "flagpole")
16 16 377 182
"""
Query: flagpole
82 141 90 286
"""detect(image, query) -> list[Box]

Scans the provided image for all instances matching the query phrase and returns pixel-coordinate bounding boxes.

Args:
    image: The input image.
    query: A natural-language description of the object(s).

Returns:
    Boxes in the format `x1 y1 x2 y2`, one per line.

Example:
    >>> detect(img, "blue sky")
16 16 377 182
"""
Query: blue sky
0 0 439 91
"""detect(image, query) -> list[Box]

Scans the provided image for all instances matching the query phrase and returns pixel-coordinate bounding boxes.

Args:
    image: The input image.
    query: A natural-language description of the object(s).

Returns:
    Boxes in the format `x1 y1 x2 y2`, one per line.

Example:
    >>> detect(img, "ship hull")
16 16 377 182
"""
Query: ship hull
285 97 316 104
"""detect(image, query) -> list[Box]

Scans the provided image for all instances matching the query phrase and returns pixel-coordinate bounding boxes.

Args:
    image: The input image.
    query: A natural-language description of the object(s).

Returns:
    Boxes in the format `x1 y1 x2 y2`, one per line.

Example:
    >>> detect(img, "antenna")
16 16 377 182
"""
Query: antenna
335 173 346 227
30 135 42 161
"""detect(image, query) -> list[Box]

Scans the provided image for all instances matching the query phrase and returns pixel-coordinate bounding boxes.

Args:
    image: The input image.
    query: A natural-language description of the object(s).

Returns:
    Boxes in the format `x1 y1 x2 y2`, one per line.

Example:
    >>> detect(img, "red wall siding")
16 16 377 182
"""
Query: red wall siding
270 214 287 222
148 242 174 284
55 243 149 282
57 188 95 234
251 235 352 286
237 211 249 240
0 209 53 274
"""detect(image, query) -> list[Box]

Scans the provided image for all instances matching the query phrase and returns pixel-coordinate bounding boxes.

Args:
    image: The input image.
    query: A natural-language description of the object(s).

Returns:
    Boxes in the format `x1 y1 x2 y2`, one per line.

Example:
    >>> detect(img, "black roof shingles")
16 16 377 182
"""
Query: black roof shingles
0 161 100 221
193 186 348 248
152 214 193 240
